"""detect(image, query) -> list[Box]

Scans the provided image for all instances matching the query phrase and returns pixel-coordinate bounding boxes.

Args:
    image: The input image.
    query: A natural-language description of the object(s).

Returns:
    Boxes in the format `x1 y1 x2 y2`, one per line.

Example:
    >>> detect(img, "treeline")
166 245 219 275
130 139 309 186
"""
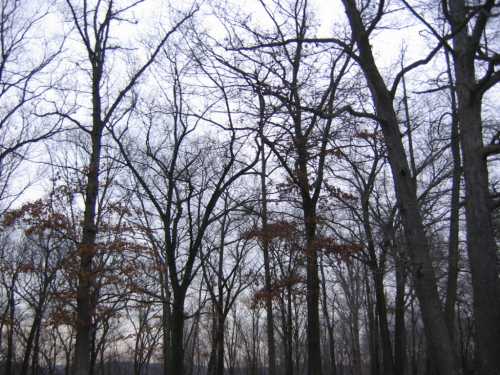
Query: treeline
0 1 499 375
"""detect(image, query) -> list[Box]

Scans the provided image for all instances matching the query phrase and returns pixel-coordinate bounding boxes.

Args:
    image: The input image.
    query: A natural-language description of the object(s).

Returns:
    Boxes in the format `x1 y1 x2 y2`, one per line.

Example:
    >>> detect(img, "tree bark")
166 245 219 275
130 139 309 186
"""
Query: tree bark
160 265 171 375
294 130 322 375
74 62 104 375
443 47 461 338
168 293 186 375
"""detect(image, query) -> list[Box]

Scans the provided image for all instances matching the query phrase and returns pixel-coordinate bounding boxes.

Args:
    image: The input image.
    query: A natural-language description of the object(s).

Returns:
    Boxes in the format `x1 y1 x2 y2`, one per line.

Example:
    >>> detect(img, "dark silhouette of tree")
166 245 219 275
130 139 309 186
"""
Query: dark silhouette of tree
59 2 195 374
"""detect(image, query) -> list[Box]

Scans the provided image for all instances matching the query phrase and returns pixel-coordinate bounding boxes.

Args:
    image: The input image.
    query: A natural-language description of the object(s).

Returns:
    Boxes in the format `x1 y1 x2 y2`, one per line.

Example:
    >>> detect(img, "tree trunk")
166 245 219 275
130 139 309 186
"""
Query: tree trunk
260 137 277 375
320 256 337 375
362 205 394 375
341 2 459 374
215 311 225 375
304 206 322 375
31 321 41 375
168 293 186 375
443 47 461 339
160 268 171 375
350 303 362 375
281 286 294 375
207 305 225 375
297 141 322 375
74 62 104 375
394 248 407 375
5 281 16 375
20 301 44 375
409 299 419 375
365 271 380 375
447 2 500 374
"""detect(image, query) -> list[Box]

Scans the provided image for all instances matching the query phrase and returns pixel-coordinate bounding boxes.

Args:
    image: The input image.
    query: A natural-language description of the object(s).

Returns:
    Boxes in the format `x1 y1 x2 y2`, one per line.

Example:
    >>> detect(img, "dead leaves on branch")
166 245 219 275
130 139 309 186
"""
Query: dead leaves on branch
310 236 362 259
243 220 362 259
242 220 299 242
2 199 74 238
252 274 305 308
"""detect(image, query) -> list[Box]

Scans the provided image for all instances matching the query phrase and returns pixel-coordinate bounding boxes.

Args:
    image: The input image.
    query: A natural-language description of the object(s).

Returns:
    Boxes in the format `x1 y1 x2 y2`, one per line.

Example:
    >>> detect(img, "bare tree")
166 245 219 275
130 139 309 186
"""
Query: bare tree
443 2 500 373
111 51 259 374
210 2 353 373
0 0 62 213
59 2 195 374
339 1 459 374
398 1 500 372
201 195 256 375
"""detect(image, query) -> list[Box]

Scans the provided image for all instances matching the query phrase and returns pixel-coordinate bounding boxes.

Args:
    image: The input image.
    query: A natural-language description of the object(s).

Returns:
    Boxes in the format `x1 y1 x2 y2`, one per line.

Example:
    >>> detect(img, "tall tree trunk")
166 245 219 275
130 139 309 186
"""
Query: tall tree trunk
259 136 277 375
350 301 362 375
304 202 322 375
447 2 500 373
409 298 419 375
160 269 171 375
362 205 394 375
74 62 104 375
341 2 459 373
365 270 380 375
0 305 7 355
394 247 407 375
443 47 461 339
207 310 217 375
281 286 294 375
4 280 16 375
320 255 337 375
292 48 323 375
296 135 322 375
168 293 186 375
20 300 45 375
215 311 225 375
208 303 225 375
31 320 41 375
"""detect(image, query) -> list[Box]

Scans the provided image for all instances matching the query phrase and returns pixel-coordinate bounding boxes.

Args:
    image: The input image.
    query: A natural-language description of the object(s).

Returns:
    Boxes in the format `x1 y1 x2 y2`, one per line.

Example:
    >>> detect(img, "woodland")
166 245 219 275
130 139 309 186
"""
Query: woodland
0 1 499 375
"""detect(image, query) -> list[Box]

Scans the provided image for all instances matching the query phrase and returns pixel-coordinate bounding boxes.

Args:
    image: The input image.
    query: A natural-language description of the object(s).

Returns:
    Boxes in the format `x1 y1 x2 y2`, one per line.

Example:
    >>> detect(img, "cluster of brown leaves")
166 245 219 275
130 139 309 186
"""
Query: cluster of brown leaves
2 199 73 237
18 262 36 273
242 220 298 242
311 236 363 259
46 308 75 327
252 274 304 308
354 130 383 142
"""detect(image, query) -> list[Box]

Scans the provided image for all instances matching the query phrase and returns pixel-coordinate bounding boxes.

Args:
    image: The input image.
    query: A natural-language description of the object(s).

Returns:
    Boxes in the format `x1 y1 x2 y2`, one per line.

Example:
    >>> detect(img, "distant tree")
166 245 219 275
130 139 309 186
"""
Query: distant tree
0 236 23 375
201 194 256 375
111 51 259 375
2 193 73 375
0 0 62 213
124 297 162 375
